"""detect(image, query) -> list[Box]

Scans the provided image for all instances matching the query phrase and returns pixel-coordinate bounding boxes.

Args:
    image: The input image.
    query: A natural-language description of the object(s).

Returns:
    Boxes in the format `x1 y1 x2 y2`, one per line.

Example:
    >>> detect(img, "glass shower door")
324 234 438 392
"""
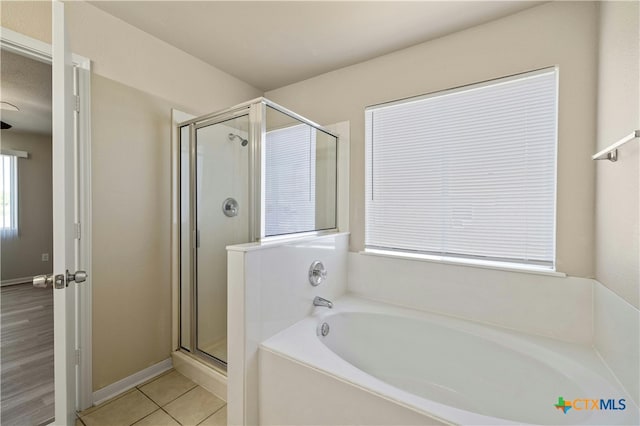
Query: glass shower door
181 114 250 366
178 98 338 369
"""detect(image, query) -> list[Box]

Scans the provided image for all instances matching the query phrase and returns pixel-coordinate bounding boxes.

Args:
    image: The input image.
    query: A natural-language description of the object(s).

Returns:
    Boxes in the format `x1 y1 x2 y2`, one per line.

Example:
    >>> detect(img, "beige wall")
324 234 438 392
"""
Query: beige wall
1 1 261 115
2 0 262 391
90 75 173 390
0 1 51 45
266 1 599 278
595 1 639 309
1 132 53 281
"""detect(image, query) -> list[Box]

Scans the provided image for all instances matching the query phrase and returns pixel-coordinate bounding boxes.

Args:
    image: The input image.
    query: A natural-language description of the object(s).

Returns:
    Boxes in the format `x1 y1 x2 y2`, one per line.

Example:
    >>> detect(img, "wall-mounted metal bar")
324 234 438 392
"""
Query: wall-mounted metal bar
592 130 640 162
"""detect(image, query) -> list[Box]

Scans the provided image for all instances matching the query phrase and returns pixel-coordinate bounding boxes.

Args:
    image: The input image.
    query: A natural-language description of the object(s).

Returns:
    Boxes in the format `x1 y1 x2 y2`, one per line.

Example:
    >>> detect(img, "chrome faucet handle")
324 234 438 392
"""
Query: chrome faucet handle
309 261 327 286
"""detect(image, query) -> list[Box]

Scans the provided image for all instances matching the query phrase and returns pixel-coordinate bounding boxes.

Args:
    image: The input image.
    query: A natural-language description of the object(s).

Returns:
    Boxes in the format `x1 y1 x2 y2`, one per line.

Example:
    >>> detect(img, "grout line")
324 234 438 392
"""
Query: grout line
159 406 183 425
138 382 198 408
127 392 162 426
75 415 87 426
78 388 139 417
196 404 226 425
138 390 161 408
129 408 161 426
161 384 199 408
135 368 176 390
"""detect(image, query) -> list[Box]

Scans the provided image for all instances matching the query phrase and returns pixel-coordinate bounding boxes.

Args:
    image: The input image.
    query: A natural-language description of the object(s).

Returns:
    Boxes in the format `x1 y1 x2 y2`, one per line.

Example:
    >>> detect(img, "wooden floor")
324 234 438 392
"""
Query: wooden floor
1 283 54 426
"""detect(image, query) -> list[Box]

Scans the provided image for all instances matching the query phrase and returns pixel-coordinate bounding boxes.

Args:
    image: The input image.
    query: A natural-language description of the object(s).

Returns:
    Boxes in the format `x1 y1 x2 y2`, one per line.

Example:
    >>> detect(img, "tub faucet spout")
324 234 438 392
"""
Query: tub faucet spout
313 296 333 309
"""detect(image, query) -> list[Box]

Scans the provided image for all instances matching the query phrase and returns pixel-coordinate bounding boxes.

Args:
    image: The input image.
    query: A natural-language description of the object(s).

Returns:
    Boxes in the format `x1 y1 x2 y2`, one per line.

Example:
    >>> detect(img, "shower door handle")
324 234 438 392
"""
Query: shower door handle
193 230 200 248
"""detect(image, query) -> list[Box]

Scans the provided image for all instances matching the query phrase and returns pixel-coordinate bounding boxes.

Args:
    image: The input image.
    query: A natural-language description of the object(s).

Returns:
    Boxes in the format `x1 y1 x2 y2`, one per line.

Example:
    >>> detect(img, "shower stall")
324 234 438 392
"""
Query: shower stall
178 98 338 369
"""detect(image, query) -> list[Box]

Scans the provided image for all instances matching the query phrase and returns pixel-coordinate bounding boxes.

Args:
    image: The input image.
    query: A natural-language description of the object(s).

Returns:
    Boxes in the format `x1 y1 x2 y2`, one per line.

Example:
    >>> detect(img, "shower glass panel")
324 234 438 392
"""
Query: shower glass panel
264 106 337 237
195 116 249 363
179 113 250 366
178 98 338 370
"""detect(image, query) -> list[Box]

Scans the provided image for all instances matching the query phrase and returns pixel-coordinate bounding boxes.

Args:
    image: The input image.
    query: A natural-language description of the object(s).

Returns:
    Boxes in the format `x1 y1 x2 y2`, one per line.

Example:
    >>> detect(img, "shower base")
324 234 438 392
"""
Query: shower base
172 350 226 402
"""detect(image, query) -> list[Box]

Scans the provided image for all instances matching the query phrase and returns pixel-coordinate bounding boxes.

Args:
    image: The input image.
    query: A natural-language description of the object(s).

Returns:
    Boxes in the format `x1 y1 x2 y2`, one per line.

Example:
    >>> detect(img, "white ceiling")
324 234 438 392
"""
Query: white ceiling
90 1 541 91
0 49 52 135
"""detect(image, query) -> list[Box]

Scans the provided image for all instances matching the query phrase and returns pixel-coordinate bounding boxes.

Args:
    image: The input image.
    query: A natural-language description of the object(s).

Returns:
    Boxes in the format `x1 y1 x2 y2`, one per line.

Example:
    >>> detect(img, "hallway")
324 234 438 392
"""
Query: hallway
1 283 54 426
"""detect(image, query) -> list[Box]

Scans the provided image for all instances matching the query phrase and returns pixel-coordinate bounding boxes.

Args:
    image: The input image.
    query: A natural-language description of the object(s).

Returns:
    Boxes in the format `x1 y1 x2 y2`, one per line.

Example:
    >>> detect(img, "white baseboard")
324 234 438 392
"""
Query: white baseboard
92 358 173 406
1 276 34 287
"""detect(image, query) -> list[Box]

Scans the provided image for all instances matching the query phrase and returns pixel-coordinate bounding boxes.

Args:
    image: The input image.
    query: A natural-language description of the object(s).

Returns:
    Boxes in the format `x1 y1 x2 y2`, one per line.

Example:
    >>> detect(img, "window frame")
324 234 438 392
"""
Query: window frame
364 67 559 272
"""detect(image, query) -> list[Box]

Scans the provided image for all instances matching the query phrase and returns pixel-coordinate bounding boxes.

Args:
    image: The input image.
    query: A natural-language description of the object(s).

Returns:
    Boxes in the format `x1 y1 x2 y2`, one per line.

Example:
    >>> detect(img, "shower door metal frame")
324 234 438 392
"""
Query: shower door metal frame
182 106 255 369
177 97 340 370
257 98 340 240
179 96 340 241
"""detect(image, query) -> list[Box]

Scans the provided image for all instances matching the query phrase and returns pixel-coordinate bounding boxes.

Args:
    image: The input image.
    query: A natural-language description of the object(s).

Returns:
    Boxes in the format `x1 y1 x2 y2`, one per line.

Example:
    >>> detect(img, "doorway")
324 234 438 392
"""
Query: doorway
0 24 94 422
0 47 55 426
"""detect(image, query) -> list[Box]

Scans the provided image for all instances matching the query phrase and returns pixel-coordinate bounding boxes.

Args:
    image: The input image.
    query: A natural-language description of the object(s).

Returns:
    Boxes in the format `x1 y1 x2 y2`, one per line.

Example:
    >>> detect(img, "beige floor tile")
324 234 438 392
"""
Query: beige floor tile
80 389 158 426
76 417 86 426
139 370 197 406
78 389 135 417
198 406 226 426
163 386 225 426
136 368 175 388
132 409 180 426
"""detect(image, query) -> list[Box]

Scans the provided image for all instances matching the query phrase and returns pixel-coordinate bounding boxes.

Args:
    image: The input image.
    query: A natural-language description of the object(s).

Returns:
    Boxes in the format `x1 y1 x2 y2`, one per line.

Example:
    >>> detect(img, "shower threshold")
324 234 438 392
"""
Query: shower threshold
172 351 227 402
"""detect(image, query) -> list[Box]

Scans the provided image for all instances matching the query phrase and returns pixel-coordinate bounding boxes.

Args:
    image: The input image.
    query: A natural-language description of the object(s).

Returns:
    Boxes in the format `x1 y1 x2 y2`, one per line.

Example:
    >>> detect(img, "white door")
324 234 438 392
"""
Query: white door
4 1 89 422
52 1 85 424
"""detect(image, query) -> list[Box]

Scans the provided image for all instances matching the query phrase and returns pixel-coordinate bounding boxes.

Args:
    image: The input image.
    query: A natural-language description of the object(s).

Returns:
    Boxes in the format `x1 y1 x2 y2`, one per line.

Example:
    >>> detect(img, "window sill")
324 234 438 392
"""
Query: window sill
361 249 567 278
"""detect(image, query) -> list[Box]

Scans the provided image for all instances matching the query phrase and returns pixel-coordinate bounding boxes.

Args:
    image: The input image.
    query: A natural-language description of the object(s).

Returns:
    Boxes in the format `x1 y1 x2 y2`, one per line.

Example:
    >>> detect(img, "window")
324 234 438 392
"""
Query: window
264 123 316 236
0 154 19 238
365 68 558 270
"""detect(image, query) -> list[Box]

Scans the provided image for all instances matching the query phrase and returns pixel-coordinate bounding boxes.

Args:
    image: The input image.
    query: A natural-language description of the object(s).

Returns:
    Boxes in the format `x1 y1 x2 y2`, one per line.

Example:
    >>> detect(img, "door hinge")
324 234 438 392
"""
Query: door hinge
76 222 81 240
76 349 81 365
75 95 80 113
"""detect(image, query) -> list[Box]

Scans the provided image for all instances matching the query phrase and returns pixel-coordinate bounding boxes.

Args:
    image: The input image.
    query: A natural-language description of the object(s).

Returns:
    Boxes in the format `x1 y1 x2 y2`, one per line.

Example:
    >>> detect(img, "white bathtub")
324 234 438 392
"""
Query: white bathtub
259 296 638 425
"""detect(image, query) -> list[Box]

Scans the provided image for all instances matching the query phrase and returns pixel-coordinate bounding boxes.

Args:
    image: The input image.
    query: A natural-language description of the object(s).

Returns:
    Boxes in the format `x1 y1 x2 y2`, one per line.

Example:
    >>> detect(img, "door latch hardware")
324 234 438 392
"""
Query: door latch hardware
34 272 85 289
33 274 54 288
67 270 87 284
54 274 65 289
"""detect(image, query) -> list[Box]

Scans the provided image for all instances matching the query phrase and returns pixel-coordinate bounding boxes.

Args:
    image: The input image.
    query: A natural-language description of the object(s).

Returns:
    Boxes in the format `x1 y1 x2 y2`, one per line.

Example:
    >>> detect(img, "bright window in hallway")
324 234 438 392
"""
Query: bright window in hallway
0 154 18 238
365 68 558 270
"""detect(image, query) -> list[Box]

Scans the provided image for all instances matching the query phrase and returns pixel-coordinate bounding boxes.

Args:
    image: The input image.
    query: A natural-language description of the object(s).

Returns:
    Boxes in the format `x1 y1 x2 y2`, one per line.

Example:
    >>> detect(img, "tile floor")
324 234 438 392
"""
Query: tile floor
77 370 226 426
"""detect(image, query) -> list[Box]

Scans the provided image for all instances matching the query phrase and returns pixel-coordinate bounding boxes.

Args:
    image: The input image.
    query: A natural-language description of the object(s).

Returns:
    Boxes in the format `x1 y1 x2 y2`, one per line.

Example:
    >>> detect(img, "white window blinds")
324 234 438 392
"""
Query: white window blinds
365 68 557 268
0 154 19 239
264 124 316 236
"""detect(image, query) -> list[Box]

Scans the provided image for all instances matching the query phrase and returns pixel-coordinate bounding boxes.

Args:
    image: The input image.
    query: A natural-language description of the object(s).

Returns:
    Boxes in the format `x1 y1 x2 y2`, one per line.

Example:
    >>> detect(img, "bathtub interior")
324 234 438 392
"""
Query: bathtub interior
261 296 638 426
320 311 634 425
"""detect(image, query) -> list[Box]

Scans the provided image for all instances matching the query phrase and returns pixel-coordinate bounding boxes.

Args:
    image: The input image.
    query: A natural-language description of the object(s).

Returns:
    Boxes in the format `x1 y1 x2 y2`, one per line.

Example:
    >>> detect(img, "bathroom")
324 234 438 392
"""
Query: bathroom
0 1 637 425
